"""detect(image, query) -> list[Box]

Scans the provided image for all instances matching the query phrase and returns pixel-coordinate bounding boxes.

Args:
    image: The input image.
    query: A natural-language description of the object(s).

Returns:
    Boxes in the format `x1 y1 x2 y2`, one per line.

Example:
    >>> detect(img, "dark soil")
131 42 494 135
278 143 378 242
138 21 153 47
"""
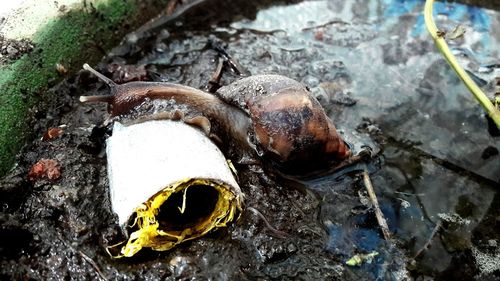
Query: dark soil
0 35 34 64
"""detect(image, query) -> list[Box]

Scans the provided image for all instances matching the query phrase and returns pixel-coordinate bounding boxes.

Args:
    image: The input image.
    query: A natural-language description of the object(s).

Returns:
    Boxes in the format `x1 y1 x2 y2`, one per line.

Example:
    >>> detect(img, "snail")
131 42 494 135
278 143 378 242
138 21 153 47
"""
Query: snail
80 64 356 176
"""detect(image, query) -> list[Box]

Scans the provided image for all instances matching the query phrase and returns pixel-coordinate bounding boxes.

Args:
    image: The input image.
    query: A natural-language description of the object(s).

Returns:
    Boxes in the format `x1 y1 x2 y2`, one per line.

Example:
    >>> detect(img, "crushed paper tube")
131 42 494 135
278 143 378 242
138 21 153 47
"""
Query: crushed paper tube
106 120 243 257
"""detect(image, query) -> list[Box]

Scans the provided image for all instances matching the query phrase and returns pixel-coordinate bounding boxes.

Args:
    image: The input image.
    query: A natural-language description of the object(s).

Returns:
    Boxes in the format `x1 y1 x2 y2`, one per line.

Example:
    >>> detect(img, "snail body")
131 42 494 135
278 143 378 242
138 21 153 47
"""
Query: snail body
80 64 351 176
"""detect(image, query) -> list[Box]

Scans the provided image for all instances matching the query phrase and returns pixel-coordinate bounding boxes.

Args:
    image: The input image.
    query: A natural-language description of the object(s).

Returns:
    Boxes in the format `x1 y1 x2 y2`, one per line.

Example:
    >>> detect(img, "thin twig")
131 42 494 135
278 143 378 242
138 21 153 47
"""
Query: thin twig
413 220 442 259
79 251 109 281
247 207 289 239
301 20 349 31
207 41 249 76
207 58 224 93
394 191 426 197
424 0 500 127
362 170 391 240
54 234 109 280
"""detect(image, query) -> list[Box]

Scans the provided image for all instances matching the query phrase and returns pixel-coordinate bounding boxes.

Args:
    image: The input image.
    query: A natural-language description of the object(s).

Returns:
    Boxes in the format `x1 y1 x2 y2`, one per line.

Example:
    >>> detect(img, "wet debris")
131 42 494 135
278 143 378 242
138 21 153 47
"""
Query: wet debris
168 255 194 277
55 63 69 76
431 24 467 44
256 239 298 264
357 118 383 137
28 159 61 182
313 82 357 108
345 251 379 266
437 213 472 226
107 63 148 83
471 246 500 277
41 127 64 141
0 35 34 64
447 24 467 40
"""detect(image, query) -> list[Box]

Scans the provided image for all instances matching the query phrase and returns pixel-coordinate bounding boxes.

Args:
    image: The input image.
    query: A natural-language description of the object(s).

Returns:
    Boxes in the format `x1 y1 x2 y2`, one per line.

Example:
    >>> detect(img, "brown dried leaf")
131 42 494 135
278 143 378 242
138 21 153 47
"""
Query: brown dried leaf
42 127 64 141
55 63 69 75
28 159 61 182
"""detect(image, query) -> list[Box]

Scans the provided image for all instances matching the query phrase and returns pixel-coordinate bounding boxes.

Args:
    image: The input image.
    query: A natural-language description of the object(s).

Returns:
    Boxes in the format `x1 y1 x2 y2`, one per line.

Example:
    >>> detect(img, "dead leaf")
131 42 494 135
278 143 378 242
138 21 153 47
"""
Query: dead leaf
28 159 61 182
55 63 69 75
448 25 466 40
42 127 64 141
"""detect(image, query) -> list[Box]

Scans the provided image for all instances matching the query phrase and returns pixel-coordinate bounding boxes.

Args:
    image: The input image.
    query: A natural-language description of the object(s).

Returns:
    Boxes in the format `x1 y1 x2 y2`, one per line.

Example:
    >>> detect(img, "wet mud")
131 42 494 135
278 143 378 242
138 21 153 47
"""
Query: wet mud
1 0 499 280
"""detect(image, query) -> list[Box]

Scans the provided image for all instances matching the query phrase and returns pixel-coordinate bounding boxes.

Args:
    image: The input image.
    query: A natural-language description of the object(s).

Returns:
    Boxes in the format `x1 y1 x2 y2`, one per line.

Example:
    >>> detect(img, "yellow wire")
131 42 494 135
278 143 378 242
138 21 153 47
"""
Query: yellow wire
424 0 500 128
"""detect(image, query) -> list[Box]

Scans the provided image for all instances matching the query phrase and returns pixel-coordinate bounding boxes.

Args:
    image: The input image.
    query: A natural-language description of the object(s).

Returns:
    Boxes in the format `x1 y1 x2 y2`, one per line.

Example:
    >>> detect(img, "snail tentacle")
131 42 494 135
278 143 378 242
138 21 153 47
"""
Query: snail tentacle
83 63 117 87
79 94 114 103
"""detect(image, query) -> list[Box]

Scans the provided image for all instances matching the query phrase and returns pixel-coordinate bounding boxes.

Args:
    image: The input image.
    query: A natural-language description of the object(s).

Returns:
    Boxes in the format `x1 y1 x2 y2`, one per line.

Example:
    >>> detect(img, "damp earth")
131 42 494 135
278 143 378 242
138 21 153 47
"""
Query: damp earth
1 0 499 280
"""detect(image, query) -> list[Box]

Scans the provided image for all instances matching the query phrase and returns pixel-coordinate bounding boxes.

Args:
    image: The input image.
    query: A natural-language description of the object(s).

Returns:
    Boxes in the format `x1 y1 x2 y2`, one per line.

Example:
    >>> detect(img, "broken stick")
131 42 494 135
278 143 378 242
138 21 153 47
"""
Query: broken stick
78 251 109 281
413 220 442 259
362 170 391 240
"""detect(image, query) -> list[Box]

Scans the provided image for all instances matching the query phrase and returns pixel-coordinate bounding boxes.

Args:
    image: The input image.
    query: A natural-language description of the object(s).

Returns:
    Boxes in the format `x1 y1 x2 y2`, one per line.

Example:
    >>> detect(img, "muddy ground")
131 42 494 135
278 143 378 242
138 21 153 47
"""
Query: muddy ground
1 0 500 280
0 58 404 280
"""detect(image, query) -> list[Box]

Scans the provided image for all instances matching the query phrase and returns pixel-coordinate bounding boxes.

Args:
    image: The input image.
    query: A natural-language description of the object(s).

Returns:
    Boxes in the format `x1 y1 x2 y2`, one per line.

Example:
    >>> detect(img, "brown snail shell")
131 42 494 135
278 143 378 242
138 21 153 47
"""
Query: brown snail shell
80 64 351 176
216 75 351 174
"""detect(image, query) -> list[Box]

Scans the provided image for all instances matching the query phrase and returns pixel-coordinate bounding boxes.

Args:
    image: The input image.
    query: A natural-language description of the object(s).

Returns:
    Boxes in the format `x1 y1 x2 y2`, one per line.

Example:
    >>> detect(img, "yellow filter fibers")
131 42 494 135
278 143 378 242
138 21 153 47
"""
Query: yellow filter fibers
116 178 241 257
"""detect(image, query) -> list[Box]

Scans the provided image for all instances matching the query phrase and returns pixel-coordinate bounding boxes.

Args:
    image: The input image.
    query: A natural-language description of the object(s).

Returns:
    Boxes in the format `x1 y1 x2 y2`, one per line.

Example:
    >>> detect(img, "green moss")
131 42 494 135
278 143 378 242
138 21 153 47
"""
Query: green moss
0 0 168 175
